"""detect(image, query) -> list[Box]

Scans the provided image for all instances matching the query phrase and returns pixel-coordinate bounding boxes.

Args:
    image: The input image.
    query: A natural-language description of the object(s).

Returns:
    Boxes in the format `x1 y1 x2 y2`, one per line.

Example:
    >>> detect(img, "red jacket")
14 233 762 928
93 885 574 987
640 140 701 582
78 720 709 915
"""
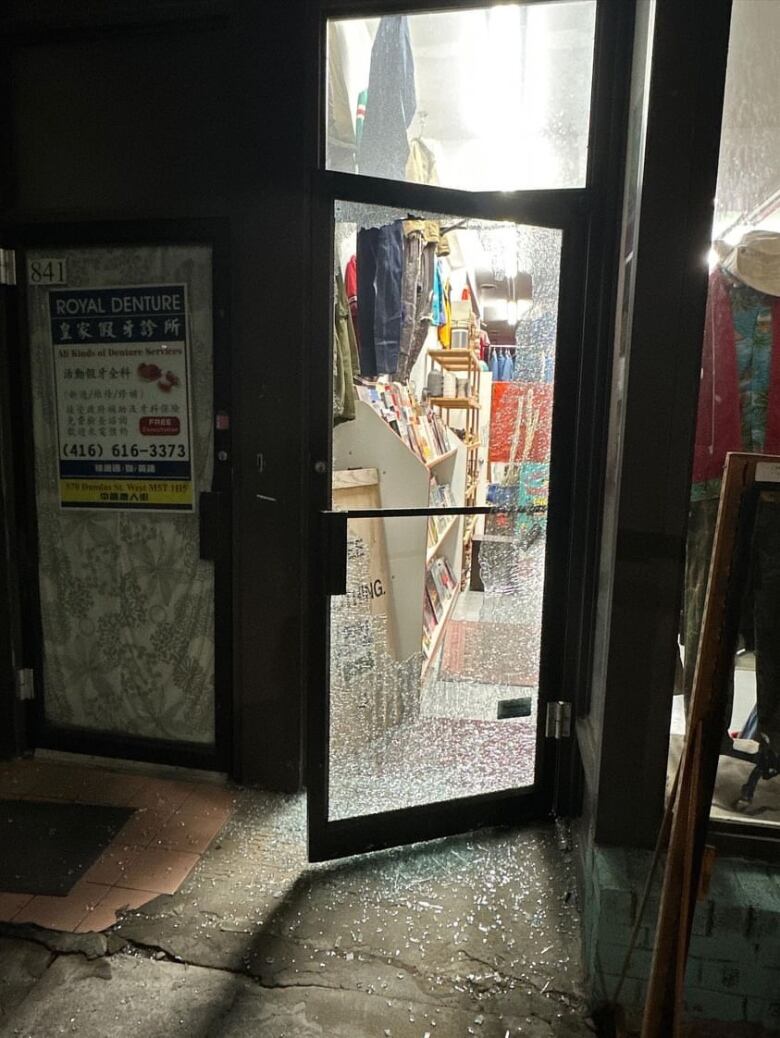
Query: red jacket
692 268 780 483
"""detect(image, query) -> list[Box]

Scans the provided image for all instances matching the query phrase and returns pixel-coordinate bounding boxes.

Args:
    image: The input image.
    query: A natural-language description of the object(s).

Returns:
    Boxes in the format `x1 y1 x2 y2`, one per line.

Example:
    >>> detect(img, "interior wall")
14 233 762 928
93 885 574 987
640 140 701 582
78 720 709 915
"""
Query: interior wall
0 0 311 789
716 0 780 229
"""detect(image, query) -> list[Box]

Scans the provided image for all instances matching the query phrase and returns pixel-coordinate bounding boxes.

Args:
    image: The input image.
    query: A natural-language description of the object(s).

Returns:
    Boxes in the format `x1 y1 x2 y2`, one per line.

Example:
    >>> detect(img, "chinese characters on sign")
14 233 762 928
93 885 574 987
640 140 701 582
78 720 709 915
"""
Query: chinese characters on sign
49 285 194 510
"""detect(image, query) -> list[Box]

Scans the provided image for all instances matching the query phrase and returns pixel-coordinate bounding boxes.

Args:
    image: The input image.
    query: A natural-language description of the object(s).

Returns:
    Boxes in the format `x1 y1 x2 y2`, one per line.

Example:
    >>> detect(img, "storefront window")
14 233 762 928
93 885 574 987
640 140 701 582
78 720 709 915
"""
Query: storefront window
672 0 780 830
326 2 597 193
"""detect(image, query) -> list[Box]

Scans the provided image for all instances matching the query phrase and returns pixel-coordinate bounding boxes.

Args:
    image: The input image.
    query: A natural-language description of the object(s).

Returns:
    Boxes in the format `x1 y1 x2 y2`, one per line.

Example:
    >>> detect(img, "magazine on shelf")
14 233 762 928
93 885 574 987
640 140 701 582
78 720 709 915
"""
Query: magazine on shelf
428 563 448 607
423 591 438 640
358 380 452 465
427 481 458 544
425 574 443 623
430 556 456 600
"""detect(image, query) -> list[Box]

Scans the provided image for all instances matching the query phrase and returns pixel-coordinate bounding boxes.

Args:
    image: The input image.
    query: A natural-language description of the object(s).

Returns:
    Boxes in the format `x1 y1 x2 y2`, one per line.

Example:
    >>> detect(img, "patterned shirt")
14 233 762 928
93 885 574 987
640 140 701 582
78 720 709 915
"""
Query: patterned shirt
692 276 775 501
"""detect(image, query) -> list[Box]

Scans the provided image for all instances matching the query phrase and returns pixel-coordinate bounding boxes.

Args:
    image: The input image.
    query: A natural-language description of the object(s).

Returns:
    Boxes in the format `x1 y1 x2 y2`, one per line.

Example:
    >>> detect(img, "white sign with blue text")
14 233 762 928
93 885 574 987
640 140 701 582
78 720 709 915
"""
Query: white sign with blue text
49 284 195 511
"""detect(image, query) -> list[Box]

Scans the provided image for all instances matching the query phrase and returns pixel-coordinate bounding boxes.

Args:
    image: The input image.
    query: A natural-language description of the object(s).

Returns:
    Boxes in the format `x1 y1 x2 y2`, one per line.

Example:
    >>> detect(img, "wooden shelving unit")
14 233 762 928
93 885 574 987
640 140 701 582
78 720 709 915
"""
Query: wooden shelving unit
428 396 480 410
333 400 466 672
421 586 459 677
426 515 458 565
425 446 458 469
428 348 482 583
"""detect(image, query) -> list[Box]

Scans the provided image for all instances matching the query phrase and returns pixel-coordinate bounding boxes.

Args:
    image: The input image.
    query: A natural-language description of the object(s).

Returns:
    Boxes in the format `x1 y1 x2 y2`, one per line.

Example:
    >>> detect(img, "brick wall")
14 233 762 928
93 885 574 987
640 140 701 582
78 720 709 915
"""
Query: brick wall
582 845 780 1031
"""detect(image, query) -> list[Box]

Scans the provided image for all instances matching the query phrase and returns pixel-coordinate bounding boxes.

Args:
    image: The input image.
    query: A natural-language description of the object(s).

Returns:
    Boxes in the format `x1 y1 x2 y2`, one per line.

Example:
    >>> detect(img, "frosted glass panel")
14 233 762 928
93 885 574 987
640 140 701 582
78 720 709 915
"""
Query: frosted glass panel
326 2 597 192
27 246 215 744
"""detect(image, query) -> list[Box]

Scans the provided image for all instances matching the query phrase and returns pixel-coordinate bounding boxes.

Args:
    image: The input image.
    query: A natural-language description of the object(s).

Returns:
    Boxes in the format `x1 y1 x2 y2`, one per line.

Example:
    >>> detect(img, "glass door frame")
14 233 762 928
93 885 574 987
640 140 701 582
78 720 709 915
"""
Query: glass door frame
307 171 590 861
5 219 234 773
306 0 636 862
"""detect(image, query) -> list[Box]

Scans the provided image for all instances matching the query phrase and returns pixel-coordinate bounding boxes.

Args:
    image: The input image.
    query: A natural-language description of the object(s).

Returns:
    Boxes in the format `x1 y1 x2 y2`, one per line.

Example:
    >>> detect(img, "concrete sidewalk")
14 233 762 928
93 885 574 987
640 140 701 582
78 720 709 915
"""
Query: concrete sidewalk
0 785 594 1037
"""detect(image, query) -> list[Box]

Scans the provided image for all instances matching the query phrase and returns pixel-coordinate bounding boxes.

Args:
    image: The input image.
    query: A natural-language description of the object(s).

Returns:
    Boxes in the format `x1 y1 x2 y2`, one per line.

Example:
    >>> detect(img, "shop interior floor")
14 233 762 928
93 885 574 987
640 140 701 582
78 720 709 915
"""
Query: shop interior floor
667 734 780 828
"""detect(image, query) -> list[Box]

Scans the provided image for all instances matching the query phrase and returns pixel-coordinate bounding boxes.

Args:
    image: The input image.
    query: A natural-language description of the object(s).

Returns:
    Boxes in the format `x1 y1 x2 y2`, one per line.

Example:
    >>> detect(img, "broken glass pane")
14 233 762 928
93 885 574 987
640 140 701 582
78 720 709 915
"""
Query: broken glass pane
326 3 597 192
329 203 562 819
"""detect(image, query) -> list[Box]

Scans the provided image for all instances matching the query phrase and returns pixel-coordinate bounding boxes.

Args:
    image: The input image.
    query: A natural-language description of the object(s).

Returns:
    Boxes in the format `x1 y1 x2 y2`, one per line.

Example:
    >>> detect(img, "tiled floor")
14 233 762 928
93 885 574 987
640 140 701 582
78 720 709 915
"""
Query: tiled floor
0 758 235 934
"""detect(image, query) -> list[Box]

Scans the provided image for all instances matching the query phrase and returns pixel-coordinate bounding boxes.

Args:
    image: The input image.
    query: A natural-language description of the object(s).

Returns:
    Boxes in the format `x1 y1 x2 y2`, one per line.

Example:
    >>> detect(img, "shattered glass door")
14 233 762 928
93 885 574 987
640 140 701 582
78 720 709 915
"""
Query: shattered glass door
316 200 565 849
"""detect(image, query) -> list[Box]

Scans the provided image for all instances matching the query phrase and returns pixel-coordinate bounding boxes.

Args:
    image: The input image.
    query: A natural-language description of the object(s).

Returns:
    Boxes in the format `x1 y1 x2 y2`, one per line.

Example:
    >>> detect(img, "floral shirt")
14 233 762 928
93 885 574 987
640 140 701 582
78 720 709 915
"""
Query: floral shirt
692 277 775 501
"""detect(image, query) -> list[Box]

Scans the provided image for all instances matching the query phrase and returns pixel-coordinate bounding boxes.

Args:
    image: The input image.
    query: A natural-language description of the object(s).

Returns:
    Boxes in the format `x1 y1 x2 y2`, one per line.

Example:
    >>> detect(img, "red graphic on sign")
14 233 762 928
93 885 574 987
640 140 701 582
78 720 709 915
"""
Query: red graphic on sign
140 417 180 436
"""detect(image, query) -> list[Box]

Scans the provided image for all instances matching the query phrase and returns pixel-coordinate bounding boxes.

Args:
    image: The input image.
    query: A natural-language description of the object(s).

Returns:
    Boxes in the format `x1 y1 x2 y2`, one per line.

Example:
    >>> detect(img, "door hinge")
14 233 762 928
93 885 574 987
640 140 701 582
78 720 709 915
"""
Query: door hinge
0 249 17 286
15 668 35 701
545 701 572 740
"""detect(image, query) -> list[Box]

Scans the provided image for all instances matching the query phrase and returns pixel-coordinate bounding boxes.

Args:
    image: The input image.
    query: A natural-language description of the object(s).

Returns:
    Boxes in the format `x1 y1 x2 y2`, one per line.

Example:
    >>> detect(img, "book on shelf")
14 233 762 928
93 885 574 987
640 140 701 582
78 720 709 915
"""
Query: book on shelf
427 481 458 544
429 556 457 598
428 563 447 607
425 557 456 617
421 558 458 658
407 417 431 461
358 380 452 465
422 593 438 652
425 574 443 623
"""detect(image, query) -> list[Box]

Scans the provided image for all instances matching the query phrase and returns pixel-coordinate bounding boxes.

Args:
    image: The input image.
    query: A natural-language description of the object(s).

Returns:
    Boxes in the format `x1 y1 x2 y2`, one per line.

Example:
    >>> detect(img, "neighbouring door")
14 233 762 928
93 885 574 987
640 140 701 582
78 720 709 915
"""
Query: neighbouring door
306 0 622 860
0 246 24 757
21 236 231 769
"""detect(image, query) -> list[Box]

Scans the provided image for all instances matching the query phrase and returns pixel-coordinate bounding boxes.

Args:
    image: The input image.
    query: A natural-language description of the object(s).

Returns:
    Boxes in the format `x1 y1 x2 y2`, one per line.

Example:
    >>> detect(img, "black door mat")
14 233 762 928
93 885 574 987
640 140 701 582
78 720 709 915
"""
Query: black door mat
0 800 134 896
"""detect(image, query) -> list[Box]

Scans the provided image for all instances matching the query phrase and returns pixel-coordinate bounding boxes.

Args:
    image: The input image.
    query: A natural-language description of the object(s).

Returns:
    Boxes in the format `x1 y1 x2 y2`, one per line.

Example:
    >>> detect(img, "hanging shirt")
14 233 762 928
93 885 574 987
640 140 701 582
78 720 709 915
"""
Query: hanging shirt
432 259 446 328
437 269 452 347
327 21 356 173
692 266 780 500
405 137 438 186
333 272 359 424
355 89 367 148
344 255 360 347
490 351 501 382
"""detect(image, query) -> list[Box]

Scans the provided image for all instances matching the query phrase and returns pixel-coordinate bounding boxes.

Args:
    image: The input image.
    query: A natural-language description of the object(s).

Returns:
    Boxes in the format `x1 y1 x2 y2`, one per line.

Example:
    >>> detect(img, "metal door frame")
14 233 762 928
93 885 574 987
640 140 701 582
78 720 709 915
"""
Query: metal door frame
0 249 27 759
307 173 589 861
1 219 234 773
304 0 636 861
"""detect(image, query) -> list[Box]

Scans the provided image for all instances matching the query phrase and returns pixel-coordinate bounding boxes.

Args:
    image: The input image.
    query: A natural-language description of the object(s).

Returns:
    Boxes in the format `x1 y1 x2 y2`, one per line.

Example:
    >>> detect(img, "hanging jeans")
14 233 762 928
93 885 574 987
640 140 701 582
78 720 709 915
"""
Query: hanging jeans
356 221 404 378
397 231 436 381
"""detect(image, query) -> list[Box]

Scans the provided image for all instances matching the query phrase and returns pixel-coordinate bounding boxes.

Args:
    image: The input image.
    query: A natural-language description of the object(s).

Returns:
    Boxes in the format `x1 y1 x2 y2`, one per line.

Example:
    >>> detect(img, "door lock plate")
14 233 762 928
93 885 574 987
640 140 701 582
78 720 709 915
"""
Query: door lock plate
15 668 35 701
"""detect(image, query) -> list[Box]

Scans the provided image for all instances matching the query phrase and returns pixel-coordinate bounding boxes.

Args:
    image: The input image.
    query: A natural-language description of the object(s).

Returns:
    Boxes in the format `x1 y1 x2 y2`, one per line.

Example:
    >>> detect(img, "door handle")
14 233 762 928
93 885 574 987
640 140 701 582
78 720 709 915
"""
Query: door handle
319 506 492 596
321 510 348 595
323 505 493 519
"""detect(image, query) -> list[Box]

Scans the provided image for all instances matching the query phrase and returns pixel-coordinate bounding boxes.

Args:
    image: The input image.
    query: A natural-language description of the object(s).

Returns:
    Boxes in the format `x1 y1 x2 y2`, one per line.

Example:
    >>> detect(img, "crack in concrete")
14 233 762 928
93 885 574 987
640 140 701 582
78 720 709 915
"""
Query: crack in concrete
2 929 594 1035
0 924 126 962
453 948 591 1014
1 916 591 1008
113 933 593 1028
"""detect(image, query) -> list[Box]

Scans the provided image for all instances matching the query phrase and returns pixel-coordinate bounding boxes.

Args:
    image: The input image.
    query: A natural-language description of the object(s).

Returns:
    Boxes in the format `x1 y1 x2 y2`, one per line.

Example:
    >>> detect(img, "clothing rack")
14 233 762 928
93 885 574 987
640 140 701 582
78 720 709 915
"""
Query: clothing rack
487 345 516 383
